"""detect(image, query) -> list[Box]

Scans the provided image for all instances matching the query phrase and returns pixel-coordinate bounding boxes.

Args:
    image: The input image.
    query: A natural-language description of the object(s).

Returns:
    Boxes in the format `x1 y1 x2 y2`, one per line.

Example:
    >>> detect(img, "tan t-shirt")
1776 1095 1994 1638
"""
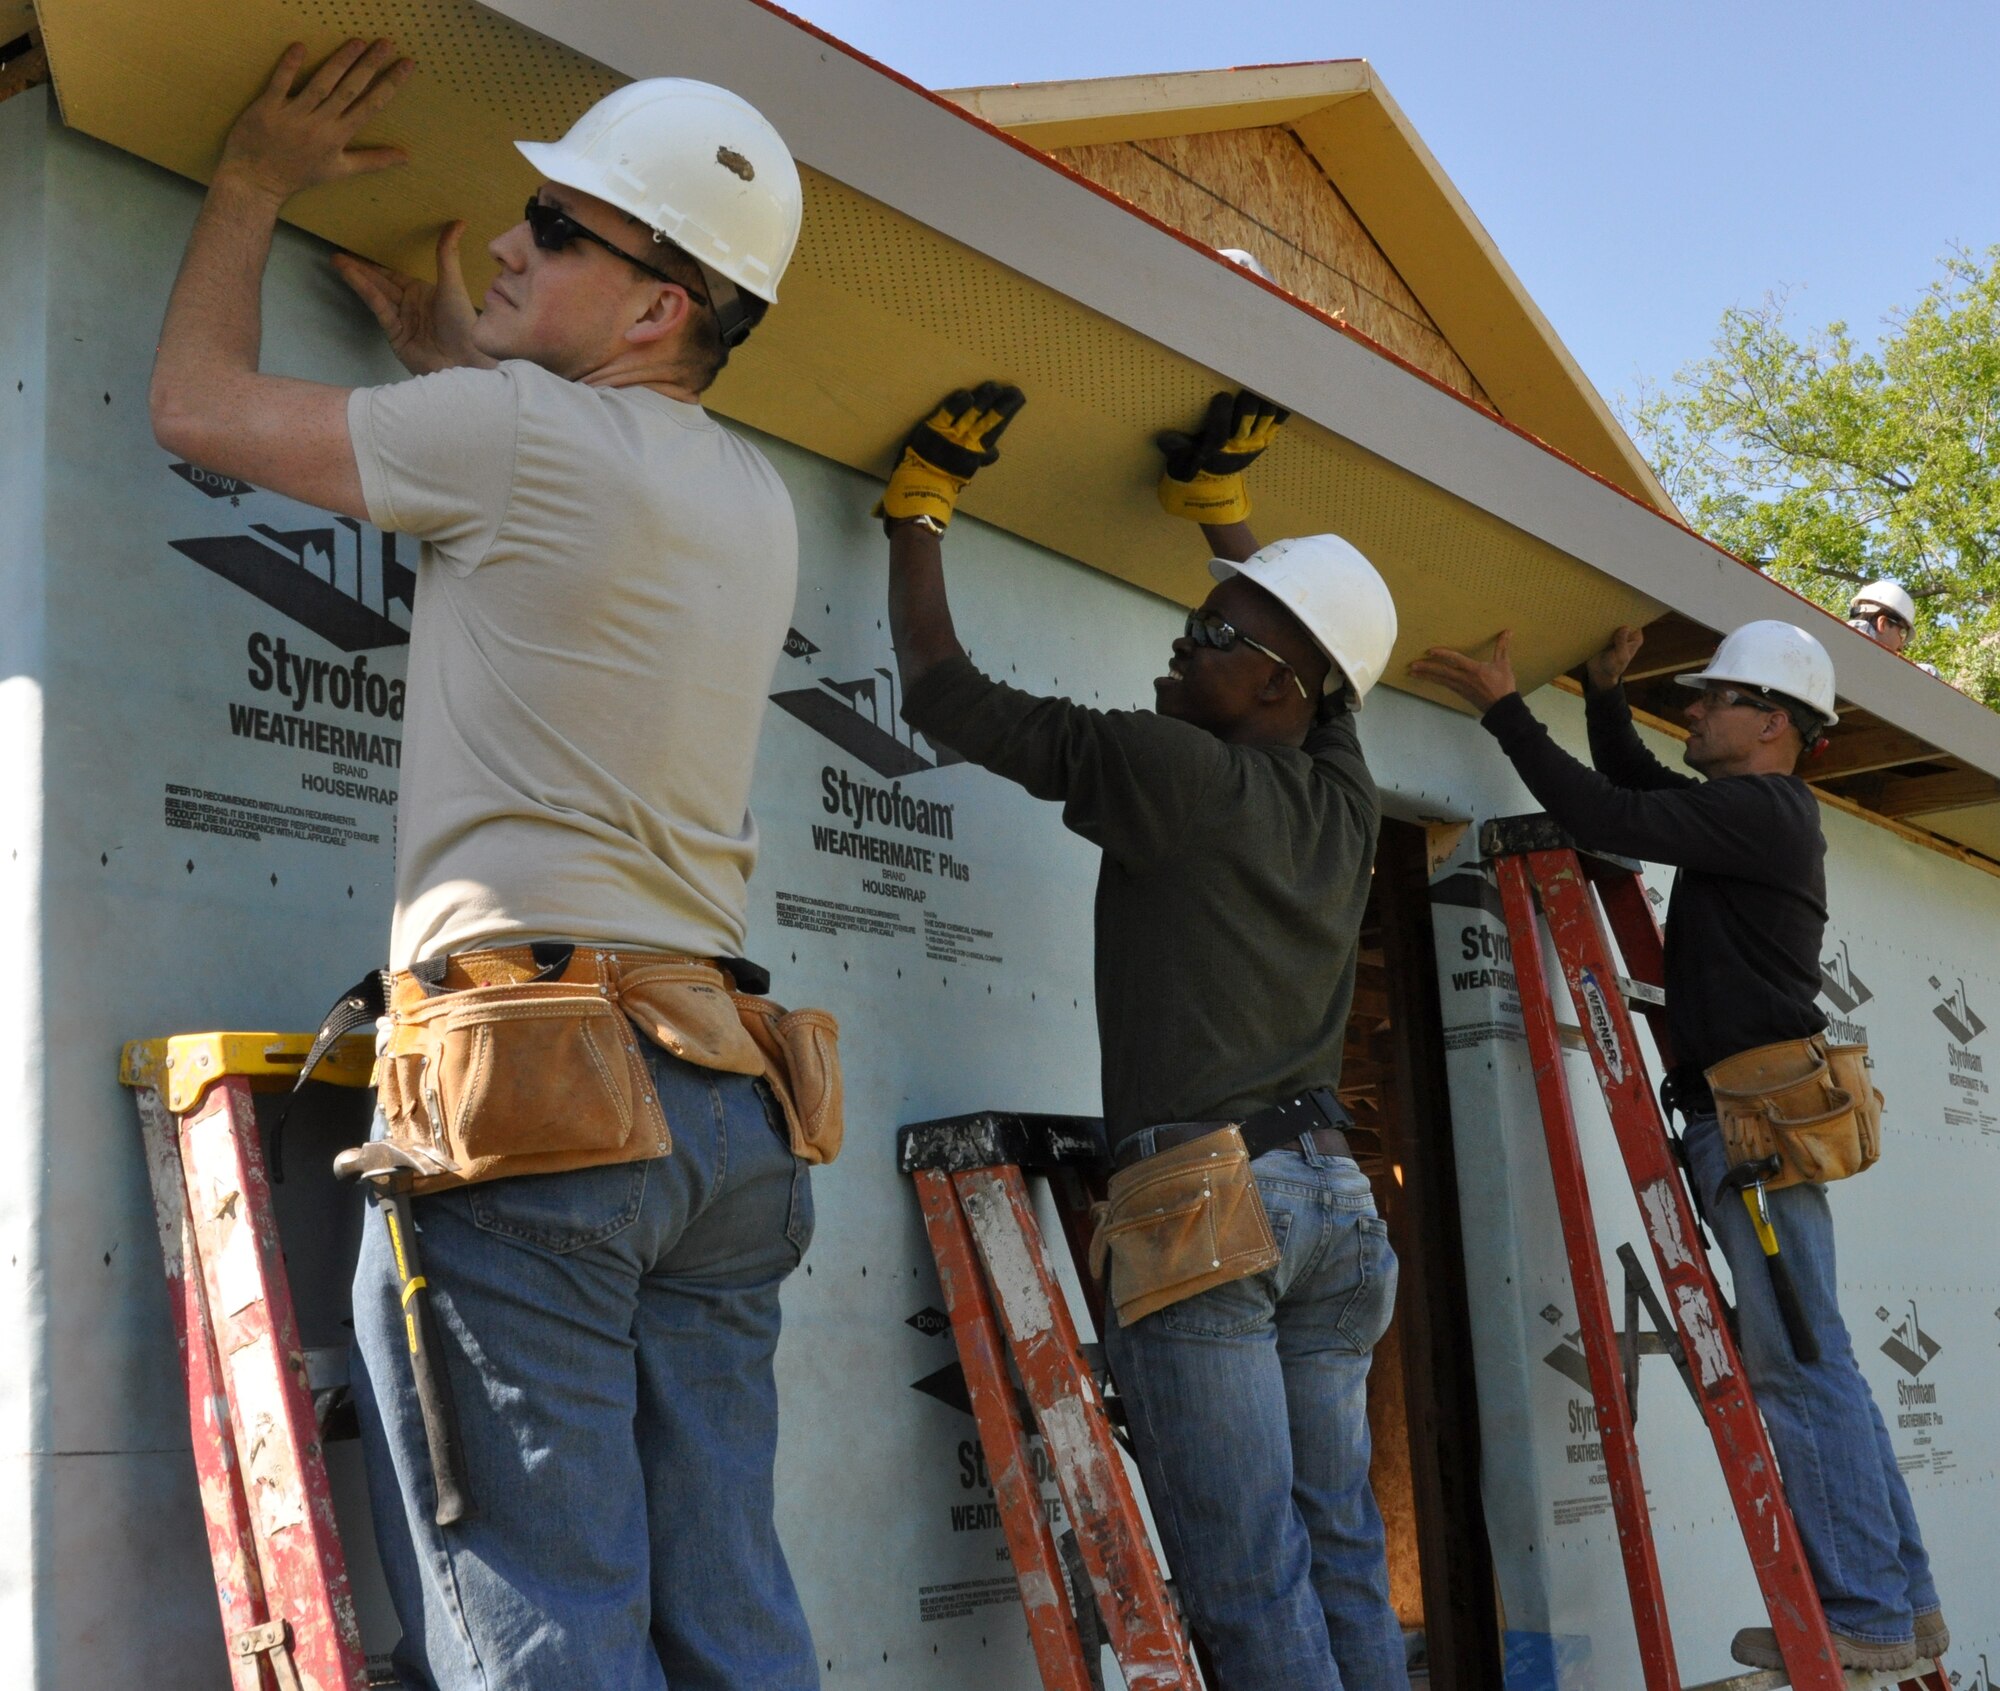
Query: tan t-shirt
347 360 797 970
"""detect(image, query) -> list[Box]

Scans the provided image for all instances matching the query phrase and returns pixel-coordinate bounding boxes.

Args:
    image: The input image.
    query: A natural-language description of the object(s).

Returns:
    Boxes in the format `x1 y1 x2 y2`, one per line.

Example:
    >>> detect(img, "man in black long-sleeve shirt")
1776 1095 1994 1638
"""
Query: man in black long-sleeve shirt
876 386 1407 1690
1413 622 1946 1674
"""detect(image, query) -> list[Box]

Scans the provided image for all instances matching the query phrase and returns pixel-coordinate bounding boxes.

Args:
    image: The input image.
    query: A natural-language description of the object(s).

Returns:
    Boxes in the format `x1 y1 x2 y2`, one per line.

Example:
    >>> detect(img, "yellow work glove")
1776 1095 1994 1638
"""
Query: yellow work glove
877 382 1028 531
1155 389 1289 524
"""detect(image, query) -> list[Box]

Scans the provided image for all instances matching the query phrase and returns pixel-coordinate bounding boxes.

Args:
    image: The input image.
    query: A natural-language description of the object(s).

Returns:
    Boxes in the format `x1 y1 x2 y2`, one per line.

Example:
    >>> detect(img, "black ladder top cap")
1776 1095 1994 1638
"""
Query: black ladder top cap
898 1112 1105 1174
1480 812 1644 876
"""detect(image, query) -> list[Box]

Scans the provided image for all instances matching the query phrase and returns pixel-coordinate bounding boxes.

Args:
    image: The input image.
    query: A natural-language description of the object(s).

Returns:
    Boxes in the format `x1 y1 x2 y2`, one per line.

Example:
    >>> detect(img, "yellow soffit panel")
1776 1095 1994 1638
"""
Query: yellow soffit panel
35 0 1661 700
3 1 32 37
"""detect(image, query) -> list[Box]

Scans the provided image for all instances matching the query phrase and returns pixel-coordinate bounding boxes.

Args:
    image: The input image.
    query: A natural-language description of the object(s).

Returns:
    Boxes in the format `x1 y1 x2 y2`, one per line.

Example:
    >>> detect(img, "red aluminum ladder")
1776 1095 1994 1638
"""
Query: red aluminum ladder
900 1112 1203 1691
1483 816 1946 1691
122 1032 377 1691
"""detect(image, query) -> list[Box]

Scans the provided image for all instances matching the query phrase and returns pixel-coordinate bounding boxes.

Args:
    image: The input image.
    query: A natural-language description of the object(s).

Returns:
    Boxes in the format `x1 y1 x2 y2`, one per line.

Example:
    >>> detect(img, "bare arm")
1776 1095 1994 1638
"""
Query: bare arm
886 520 964 692
149 40 412 518
1201 519 1257 563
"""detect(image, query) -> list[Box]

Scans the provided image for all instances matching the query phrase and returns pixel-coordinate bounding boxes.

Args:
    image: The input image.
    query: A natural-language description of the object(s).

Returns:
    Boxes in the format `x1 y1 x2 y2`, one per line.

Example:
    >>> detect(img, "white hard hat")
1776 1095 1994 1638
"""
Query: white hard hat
517 80 803 310
1217 247 1275 283
1210 534 1398 709
1675 620 1839 727
1848 579 1916 627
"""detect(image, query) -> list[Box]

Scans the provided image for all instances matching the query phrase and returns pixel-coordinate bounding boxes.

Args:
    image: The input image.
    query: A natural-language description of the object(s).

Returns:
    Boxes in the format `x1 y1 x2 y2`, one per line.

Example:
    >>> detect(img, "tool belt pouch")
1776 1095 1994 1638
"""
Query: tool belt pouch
1086 1126 1280 1326
1706 1034 1882 1191
731 993 845 1166
376 978 670 1194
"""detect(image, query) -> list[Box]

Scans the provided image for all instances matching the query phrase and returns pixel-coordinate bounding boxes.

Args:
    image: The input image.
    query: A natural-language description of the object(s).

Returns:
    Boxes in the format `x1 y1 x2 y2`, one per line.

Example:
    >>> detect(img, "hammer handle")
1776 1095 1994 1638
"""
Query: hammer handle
377 1190 474 1525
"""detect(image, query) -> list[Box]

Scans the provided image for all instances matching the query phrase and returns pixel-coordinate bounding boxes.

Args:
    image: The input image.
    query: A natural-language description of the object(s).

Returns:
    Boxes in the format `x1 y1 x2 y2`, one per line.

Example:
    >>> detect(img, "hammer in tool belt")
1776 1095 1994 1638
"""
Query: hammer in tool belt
334 1142 473 1524
1720 1155 1820 1365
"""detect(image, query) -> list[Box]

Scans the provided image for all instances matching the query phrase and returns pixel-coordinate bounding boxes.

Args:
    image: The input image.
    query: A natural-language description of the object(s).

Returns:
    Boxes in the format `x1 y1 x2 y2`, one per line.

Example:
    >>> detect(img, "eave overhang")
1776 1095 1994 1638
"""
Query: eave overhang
32 0 2000 863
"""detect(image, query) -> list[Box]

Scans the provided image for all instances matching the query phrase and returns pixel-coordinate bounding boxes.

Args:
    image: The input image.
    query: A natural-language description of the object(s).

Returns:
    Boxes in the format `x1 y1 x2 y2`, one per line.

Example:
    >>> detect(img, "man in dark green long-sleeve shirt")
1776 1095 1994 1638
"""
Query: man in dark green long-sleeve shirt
874 385 1408 1690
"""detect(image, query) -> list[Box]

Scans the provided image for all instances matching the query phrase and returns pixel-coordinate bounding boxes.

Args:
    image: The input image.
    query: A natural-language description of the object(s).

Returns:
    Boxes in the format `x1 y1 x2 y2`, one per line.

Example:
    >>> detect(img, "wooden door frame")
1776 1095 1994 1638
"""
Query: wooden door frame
1373 818 1501 1689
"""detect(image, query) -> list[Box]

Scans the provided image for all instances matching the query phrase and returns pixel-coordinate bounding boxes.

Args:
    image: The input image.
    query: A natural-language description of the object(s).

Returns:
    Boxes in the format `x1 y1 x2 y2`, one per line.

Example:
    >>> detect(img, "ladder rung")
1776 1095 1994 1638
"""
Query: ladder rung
1683 1658 1938 1691
1618 974 1666 1009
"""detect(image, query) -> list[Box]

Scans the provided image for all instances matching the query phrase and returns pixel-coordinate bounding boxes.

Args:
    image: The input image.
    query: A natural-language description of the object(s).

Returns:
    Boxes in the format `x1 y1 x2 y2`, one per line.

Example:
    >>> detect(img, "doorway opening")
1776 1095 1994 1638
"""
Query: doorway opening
1341 817 1500 1690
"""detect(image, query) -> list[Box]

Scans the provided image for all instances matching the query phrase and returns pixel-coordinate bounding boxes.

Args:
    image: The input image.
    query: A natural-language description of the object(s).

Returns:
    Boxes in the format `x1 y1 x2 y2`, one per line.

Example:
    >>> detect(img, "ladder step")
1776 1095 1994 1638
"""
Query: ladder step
1683 1658 1940 1691
1617 974 1666 1009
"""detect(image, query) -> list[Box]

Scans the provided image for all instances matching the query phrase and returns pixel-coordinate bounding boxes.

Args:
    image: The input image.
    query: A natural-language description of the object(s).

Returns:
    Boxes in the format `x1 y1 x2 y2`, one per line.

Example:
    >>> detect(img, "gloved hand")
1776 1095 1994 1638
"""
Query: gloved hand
878 382 1028 530
1155 389 1289 524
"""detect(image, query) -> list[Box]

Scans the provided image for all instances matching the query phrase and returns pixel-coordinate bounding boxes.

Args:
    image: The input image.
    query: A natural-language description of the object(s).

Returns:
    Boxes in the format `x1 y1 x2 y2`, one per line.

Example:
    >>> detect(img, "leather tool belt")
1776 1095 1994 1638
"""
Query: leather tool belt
1110 1086 1354 1173
1090 1087 1353 1326
367 942 843 1195
1705 1033 1881 1191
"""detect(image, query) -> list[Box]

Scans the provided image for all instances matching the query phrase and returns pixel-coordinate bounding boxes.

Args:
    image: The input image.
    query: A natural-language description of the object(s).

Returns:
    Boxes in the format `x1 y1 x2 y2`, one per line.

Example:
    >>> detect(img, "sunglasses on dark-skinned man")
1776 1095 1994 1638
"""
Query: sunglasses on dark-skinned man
1184 609 1310 702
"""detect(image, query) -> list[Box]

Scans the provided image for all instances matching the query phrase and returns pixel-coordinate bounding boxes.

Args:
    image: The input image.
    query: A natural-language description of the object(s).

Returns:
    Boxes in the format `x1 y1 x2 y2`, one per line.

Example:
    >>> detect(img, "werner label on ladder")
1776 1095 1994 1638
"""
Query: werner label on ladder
1415 616 1950 1686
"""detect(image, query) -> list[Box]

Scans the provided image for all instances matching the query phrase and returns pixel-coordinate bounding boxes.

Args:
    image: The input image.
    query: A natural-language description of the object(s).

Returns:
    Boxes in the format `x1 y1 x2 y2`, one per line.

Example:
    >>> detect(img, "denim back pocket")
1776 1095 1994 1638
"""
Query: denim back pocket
1332 1215 1398 1351
785 1163 816 1262
466 1161 649 1255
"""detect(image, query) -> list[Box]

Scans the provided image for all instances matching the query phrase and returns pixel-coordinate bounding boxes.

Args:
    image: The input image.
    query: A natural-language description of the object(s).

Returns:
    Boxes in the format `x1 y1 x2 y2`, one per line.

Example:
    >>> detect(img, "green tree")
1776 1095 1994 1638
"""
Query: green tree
1629 246 2000 704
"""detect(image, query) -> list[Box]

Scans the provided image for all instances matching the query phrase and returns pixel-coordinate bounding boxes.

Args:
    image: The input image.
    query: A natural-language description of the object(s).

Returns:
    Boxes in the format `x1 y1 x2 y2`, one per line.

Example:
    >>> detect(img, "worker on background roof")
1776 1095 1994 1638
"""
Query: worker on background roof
1848 579 1918 655
150 43 823 1689
1411 620 1948 1675
877 385 1409 1689
1848 579 1940 676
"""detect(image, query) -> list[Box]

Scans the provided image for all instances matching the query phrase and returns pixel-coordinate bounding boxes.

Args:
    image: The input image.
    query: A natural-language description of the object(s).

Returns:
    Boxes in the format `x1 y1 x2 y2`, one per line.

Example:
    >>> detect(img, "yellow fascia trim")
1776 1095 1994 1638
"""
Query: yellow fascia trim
941 62 1373 150
120 1032 373 1115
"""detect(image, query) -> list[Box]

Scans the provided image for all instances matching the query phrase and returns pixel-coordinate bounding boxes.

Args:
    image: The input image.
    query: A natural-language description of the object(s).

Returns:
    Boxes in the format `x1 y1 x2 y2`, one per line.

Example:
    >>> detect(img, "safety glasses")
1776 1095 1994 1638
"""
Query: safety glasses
1184 609 1310 701
1698 685 1785 716
522 197 711 308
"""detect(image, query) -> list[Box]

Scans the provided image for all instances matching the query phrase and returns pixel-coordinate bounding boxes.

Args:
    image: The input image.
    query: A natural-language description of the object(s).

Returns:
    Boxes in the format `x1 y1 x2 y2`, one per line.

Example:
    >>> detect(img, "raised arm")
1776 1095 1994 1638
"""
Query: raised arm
1581 624 1695 791
879 383 1025 694
1156 388 1287 564
150 40 412 518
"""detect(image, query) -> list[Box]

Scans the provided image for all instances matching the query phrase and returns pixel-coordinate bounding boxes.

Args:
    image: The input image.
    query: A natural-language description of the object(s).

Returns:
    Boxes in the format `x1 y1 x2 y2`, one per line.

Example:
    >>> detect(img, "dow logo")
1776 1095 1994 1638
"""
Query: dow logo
1932 976 1986 1046
769 633 963 779
1818 941 1874 1015
1879 1299 1943 1377
169 463 412 651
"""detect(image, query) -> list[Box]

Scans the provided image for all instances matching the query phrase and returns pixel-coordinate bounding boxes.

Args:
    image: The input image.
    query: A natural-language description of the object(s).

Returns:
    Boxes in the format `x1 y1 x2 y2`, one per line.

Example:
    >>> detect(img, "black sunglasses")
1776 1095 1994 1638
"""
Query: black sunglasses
523 197 712 306
1184 609 1310 701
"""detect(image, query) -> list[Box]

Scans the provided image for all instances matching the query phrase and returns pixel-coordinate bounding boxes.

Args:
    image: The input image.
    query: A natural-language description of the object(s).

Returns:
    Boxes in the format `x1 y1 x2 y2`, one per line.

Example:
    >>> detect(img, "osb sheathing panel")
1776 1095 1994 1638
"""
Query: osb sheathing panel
36 0 1660 700
1052 128 1491 408
1292 93 1664 511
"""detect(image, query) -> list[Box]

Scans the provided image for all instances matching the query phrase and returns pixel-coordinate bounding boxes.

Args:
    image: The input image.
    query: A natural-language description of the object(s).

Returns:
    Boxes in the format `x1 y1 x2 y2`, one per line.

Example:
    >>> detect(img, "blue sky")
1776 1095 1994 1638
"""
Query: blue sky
789 1 1999 419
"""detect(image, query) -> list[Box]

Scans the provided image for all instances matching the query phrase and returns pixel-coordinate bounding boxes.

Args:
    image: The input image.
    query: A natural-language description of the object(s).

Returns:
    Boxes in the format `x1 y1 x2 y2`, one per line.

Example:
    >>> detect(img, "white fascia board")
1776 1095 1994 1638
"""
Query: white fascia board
481 0 2000 781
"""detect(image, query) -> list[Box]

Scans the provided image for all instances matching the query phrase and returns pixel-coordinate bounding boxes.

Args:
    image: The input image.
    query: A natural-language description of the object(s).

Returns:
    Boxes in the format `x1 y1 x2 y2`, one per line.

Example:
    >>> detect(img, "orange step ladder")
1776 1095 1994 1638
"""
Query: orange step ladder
1483 815 1945 1691
122 1032 384 1691
900 1112 1203 1690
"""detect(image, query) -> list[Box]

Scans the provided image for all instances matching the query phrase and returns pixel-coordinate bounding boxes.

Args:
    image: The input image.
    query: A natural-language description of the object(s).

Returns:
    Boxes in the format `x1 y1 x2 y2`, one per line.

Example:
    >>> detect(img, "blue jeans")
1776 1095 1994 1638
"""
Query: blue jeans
351 1043 819 1690
1683 1115 1939 1642
1103 1136 1407 1691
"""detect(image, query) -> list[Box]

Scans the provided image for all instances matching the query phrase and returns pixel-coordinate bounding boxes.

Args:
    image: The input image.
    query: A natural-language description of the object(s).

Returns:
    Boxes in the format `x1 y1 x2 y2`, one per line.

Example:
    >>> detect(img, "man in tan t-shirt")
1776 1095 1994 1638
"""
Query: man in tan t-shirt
150 42 821 1690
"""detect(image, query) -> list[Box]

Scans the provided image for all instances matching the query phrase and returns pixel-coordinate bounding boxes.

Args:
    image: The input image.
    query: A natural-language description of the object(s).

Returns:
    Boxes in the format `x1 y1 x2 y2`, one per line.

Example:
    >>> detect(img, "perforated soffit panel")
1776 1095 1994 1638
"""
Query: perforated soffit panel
35 0 1670 709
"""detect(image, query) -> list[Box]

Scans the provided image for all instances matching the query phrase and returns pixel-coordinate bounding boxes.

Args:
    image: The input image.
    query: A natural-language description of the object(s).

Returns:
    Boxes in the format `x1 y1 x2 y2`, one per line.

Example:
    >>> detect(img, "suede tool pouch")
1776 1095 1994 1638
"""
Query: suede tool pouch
733 994 845 1166
376 979 670 1194
1707 1033 1881 1191
1088 1125 1279 1326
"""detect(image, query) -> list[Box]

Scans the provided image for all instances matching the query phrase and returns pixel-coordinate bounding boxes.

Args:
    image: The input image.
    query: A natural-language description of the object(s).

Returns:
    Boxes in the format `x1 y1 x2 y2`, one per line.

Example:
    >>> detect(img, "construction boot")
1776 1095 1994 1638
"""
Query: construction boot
1730 1625 1918 1673
1914 1608 1950 1658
